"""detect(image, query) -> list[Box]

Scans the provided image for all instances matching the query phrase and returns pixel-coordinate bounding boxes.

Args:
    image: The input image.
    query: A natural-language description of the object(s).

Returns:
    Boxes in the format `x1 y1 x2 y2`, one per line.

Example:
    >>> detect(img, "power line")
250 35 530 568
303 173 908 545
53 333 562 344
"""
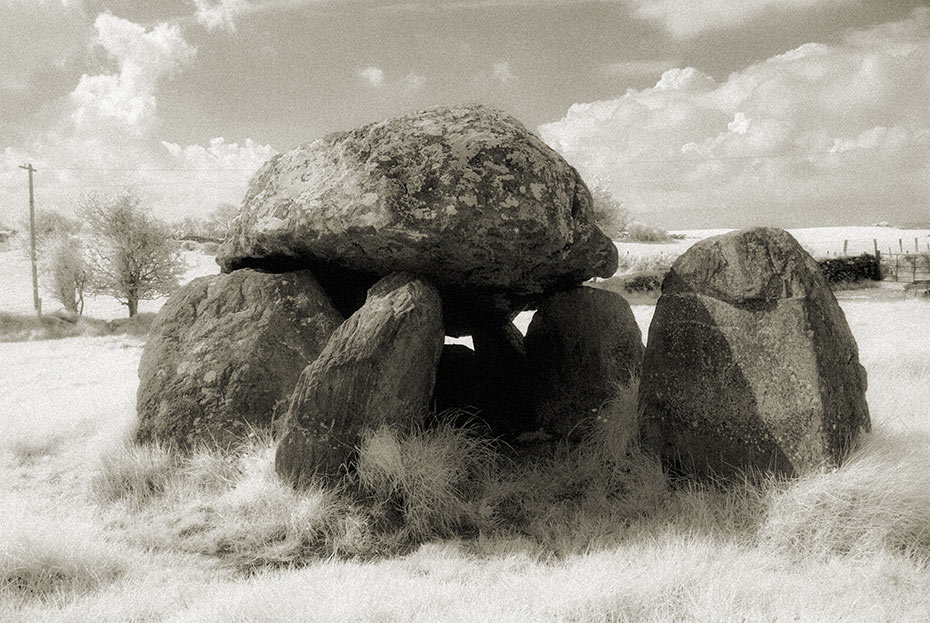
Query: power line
25 167 260 172
1 150 847 174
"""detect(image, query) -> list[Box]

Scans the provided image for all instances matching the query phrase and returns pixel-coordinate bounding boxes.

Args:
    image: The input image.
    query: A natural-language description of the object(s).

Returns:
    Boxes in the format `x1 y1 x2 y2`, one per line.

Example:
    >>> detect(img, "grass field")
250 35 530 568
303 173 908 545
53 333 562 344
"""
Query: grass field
2 276 929 620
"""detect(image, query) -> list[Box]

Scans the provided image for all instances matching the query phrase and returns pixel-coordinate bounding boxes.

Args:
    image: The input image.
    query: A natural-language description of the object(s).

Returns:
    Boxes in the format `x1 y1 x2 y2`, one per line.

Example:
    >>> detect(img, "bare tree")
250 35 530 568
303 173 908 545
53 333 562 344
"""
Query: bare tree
80 190 185 317
590 185 631 238
208 202 239 241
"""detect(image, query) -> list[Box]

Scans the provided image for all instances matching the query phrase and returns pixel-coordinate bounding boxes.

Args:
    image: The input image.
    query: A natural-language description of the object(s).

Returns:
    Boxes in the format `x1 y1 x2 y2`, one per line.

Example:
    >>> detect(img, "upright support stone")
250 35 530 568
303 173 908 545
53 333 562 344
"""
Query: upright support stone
525 286 644 441
136 269 343 449
275 273 444 484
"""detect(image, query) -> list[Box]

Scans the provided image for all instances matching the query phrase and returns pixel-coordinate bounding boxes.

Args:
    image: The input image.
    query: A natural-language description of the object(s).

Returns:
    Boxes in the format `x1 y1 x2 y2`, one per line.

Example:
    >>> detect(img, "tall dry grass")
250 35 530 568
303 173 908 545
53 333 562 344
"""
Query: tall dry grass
2 294 930 621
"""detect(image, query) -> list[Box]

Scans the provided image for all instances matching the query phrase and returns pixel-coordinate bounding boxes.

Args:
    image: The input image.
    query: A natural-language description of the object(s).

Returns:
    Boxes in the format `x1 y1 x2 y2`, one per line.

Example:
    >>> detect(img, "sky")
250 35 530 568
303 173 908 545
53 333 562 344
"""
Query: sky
1 0 928 229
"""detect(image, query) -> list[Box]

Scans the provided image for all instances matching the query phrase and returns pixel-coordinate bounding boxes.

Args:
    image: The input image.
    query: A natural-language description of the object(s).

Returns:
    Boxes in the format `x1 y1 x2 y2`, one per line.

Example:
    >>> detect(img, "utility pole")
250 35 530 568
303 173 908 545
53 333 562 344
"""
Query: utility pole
19 163 41 316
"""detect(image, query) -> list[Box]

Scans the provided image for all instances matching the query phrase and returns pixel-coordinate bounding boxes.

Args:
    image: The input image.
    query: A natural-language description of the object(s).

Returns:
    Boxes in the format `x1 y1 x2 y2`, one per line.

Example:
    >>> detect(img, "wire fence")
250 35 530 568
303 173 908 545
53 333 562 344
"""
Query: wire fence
826 237 930 284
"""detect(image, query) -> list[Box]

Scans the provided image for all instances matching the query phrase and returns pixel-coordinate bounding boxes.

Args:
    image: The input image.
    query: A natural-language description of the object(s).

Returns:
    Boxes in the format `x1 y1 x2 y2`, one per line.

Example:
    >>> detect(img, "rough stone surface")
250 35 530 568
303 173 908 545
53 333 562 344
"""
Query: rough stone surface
136 269 343 449
525 286 644 441
639 227 870 478
218 104 617 334
275 273 444 483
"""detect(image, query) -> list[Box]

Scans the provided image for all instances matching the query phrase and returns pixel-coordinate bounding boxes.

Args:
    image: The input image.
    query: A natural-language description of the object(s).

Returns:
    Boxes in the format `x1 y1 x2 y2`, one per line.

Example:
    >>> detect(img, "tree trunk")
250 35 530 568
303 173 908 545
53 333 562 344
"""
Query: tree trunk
128 296 138 317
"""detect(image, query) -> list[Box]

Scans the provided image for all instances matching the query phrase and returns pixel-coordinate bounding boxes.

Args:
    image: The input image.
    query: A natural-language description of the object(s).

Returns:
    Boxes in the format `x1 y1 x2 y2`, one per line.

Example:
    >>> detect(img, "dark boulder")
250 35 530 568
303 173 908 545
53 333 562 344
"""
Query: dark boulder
639 227 870 478
275 273 444 484
136 269 342 449
525 286 644 441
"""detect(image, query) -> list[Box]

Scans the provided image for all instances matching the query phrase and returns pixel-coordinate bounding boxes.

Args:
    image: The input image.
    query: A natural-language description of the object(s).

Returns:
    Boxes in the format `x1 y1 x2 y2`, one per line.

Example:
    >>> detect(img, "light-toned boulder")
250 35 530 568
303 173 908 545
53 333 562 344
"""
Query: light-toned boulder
218 104 617 334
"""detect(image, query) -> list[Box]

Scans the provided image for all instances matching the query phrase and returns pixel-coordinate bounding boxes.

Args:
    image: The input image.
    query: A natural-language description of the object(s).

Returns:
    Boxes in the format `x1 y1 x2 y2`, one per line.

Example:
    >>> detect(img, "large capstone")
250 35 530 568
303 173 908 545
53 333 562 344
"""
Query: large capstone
136 269 343 449
218 104 617 335
275 273 445 484
638 227 870 479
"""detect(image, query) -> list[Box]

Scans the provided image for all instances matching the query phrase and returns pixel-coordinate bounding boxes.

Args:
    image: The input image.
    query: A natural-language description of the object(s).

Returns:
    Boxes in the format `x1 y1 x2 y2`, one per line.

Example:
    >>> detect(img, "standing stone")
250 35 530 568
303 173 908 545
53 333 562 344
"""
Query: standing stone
275 273 444 484
218 104 617 334
639 227 870 478
136 269 343 449
525 286 644 441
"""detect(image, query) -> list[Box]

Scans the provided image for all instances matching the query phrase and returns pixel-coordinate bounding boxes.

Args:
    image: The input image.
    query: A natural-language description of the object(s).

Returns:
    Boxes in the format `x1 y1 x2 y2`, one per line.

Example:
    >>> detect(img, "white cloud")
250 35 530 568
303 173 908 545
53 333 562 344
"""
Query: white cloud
492 61 515 85
70 14 195 133
193 0 253 33
539 9 930 228
625 0 858 40
358 66 385 88
0 14 274 224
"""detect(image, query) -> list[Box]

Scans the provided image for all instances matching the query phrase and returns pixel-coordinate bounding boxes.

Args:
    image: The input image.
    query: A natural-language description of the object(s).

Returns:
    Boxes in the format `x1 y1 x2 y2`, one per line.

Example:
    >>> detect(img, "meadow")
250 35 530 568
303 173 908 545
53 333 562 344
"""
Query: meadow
2 228 930 621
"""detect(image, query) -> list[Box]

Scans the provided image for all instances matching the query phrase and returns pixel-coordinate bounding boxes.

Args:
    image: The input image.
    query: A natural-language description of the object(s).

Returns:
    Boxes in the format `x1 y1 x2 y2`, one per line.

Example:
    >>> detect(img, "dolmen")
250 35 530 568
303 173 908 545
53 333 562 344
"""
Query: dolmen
136 104 637 484
135 105 870 487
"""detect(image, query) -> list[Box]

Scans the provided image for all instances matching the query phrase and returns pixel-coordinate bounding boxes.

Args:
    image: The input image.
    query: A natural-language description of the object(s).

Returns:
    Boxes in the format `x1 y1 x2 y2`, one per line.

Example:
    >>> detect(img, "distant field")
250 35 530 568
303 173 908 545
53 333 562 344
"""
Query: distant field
2 226 928 320
614 226 930 273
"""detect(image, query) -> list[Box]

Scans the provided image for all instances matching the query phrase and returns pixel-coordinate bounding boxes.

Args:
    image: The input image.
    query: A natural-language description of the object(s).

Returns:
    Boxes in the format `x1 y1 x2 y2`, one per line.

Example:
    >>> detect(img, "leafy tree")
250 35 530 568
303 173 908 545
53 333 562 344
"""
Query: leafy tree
41 233 92 315
15 209 90 314
590 186 631 238
80 190 185 317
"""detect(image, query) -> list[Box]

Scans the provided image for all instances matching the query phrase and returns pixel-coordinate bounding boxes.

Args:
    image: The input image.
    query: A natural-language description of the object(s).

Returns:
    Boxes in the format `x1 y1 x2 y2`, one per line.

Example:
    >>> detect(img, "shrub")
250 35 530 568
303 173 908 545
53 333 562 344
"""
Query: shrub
590 186 631 238
624 272 664 293
625 221 671 243
817 253 882 284
41 234 92 315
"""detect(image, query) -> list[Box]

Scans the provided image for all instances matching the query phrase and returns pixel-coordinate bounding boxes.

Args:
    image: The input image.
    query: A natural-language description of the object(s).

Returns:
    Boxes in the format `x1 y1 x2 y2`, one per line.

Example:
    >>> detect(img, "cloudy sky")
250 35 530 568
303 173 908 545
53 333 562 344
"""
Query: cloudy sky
1 0 927 229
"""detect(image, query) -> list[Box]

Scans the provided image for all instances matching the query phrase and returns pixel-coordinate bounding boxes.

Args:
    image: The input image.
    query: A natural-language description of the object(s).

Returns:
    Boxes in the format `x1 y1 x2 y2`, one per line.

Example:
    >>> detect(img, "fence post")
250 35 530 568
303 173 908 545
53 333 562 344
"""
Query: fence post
843 239 848 256
916 238 919 253
899 239 903 252
873 239 878 257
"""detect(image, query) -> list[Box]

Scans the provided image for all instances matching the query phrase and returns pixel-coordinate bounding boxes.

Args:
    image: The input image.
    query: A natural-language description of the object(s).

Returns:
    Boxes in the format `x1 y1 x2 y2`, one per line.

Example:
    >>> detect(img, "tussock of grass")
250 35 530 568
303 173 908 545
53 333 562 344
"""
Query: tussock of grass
93 438 373 571
8 434 67 467
0 523 125 605
355 419 499 541
91 441 177 506
761 433 930 562
175 445 373 569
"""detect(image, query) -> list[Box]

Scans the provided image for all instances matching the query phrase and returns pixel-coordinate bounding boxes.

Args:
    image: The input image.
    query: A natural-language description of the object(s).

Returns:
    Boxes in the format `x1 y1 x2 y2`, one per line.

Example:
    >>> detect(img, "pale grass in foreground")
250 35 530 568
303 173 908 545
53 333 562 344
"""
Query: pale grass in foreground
2 296 930 621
